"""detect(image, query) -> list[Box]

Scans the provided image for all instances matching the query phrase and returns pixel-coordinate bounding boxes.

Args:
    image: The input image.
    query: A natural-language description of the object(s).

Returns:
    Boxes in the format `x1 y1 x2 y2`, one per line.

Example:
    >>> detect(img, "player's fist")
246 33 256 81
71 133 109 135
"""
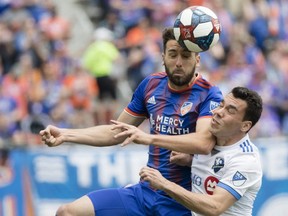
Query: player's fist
39 125 64 147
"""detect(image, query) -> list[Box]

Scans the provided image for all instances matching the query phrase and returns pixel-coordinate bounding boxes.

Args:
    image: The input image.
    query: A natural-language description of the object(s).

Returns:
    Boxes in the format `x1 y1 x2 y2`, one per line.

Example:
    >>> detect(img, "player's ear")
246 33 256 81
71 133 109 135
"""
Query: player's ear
241 121 252 133
196 53 200 66
161 53 165 65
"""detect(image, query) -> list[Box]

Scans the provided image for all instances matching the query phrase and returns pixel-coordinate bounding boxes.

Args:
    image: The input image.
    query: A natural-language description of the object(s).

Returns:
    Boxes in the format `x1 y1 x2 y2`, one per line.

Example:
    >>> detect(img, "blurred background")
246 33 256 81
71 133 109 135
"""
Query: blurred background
0 0 287 215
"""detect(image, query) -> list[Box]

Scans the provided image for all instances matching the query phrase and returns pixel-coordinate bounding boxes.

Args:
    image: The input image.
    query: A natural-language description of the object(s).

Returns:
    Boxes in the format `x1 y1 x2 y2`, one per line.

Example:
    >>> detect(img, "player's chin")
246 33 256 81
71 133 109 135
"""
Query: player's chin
170 76 187 86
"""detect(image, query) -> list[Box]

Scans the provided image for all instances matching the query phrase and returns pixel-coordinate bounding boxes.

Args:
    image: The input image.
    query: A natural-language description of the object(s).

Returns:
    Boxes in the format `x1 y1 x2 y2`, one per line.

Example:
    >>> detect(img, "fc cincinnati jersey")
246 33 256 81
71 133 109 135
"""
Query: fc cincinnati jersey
125 72 223 192
191 135 262 216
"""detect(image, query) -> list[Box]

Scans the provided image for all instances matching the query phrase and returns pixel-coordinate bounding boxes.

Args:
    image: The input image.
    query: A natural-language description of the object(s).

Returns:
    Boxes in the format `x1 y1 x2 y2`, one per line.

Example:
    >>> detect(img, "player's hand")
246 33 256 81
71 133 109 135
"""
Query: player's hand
39 125 64 147
139 166 168 190
111 120 152 146
170 151 193 167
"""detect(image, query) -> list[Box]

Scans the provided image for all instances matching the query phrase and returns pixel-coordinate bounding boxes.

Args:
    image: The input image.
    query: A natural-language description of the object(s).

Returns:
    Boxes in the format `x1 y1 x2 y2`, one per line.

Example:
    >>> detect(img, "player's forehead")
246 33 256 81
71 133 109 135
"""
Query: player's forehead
223 93 247 110
166 40 185 51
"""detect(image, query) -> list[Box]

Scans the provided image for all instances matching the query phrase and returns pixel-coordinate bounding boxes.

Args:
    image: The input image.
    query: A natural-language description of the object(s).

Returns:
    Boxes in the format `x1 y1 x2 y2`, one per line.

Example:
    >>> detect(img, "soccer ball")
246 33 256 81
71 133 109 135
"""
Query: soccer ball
173 6 221 52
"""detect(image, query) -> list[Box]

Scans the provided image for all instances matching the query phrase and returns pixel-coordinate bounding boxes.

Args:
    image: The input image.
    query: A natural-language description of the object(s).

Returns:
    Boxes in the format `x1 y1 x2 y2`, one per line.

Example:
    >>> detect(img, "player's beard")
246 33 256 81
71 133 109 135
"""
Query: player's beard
165 64 196 86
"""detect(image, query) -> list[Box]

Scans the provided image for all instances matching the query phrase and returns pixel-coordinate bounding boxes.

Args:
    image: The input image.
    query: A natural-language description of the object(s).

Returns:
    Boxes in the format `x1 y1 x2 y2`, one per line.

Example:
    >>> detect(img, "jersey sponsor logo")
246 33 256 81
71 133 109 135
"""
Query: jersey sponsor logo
155 124 190 134
155 115 184 127
147 96 156 105
204 176 219 195
209 101 220 113
192 173 202 186
232 171 247 187
212 157 224 173
150 114 190 134
181 102 193 116
149 114 155 126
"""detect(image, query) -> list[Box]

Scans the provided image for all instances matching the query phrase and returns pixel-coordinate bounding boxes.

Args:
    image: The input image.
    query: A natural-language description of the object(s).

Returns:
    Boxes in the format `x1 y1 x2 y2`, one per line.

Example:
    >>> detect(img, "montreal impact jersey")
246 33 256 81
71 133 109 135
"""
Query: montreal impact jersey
125 72 223 191
192 134 263 216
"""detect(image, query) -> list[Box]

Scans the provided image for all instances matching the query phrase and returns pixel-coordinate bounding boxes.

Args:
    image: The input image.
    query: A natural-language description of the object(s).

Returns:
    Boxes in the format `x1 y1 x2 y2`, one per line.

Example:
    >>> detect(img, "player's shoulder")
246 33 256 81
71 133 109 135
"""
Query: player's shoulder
195 74 212 88
194 74 221 92
147 71 167 80
140 71 167 88
236 137 259 155
219 135 260 159
229 137 261 165
221 140 261 171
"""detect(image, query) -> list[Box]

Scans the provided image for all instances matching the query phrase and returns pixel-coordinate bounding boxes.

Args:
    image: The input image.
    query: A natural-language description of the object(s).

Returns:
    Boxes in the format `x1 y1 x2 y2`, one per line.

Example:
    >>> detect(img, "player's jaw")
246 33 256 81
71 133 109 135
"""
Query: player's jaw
165 65 195 87
209 114 223 134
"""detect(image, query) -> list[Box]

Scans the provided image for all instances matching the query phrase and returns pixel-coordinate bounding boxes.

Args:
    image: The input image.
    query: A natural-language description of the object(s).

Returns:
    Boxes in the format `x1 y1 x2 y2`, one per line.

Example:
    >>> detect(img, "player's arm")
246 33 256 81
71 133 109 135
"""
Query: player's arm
151 117 214 154
140 166 236 216
40 111 145 147
112 117 214 155
161 180 236 215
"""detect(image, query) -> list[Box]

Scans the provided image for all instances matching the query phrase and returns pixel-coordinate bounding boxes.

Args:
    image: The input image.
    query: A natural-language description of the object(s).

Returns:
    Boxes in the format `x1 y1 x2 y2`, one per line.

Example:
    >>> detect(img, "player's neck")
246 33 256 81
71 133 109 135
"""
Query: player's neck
216 134 247 146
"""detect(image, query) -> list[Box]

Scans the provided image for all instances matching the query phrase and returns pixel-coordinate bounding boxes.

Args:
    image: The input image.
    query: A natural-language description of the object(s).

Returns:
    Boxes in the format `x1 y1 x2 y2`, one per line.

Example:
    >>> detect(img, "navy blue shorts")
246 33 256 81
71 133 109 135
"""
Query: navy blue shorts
87 183 191 216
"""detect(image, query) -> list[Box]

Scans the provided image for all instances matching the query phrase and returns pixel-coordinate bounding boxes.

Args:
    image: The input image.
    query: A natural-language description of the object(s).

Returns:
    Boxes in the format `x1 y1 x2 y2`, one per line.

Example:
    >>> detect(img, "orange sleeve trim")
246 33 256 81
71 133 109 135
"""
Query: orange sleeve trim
198 115 213 120
124 108 147 118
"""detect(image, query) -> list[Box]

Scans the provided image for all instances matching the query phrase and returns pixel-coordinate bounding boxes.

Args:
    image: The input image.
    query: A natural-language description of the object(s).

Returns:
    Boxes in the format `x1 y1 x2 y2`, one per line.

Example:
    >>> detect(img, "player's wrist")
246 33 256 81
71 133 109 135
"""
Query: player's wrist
145 134 154 145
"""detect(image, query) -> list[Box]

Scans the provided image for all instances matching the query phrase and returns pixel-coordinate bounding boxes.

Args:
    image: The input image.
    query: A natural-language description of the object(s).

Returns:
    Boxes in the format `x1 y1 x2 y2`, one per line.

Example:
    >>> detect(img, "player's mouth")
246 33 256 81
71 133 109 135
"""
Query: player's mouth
173 69 185 76
211 117 220 126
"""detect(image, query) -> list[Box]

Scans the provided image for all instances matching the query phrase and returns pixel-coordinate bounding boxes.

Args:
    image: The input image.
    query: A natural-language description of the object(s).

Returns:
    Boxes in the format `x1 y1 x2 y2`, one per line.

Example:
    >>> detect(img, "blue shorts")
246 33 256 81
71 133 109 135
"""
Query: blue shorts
87 183 192 216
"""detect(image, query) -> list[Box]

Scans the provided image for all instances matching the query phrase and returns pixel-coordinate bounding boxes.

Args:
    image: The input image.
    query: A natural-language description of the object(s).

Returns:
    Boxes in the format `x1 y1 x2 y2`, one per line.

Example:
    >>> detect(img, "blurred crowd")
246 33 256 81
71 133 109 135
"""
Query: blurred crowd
0 0 287 149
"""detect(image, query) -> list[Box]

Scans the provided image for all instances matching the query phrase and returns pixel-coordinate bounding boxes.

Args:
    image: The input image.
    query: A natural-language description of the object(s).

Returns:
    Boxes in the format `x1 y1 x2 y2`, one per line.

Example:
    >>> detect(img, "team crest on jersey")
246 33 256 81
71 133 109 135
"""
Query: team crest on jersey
232 171 247 187
212 157 224 173
204 176 219 195
209 101 220 113
181 102 193 116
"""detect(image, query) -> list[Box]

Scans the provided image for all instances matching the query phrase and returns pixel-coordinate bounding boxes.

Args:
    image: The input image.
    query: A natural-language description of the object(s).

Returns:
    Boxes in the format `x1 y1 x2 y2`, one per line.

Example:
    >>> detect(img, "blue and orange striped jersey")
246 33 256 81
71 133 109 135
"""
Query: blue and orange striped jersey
125 72 223 192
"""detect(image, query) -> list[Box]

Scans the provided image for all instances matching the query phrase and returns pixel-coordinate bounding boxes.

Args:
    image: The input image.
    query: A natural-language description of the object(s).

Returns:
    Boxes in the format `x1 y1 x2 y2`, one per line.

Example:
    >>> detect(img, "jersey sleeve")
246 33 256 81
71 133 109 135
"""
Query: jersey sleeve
124 78 148 118
217 153 262 200
198 86 223 118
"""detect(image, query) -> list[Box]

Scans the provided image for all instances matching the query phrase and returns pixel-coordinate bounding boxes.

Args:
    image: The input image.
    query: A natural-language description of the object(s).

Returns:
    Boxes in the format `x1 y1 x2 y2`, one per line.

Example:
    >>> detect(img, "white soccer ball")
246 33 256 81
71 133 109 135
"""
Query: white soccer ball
173 6 221 52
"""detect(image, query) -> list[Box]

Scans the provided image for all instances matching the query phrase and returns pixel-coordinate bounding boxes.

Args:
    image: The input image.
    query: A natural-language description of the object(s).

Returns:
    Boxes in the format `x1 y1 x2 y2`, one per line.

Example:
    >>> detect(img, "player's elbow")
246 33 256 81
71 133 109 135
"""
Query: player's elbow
208 207 226 216
197 205 225 216
199 141 214 155
201 147 211 155
204 211 223 216
188 140 213 155
193 131 215 155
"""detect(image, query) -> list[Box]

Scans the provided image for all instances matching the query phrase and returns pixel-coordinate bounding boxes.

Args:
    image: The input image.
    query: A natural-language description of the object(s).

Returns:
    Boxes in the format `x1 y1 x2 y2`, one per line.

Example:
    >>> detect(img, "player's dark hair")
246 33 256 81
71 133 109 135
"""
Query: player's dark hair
231 87 263 129
162 27 199 54
162 28 175 53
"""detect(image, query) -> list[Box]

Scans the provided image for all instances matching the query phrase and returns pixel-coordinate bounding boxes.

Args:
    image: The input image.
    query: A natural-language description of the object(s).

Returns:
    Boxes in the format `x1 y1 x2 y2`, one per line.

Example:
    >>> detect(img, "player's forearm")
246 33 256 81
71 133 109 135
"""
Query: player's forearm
61 125 125 147
150 132 215 154
161 181 222 216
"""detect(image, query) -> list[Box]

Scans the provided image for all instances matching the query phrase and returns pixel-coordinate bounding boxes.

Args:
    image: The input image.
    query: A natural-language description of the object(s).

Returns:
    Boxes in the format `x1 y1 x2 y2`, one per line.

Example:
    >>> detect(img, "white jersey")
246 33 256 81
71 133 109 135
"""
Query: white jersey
191 134 262 216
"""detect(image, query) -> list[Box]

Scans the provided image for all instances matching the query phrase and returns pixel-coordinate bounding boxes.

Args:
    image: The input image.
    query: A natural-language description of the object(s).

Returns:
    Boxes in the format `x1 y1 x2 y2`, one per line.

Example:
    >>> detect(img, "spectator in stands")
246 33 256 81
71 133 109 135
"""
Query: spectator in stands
0 85 20 147
82 27 122 124
62 61 98 128
97 8 126 50
125 17 162 90
0 21 19 75
39 2 70 52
